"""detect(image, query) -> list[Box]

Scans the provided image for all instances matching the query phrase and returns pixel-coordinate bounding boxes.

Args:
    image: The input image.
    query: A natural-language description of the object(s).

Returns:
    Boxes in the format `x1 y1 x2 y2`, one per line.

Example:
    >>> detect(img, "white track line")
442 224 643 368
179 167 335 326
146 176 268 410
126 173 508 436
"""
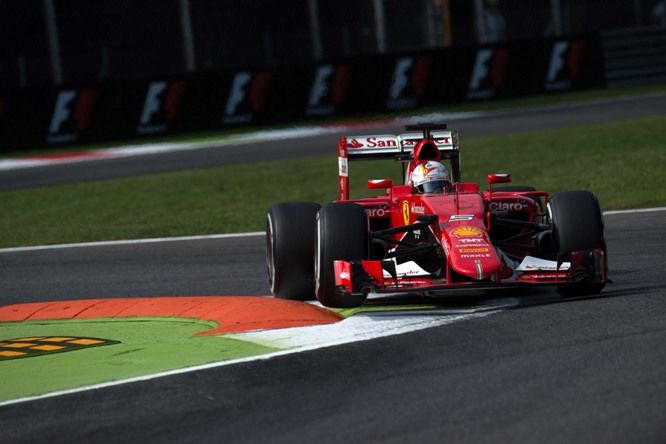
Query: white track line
1 207 664 254
0 232 263 253
603 206 666 215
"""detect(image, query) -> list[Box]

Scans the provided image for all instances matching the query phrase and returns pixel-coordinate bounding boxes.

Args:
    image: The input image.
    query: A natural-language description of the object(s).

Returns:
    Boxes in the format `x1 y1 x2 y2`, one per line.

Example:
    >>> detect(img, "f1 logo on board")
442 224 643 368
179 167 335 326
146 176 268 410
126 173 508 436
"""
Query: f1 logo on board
306 64 352 117
544 40 586 91
467 48 509 99
223 71 271 125
137 80 187 135
387 56 431 110
47 89 99 144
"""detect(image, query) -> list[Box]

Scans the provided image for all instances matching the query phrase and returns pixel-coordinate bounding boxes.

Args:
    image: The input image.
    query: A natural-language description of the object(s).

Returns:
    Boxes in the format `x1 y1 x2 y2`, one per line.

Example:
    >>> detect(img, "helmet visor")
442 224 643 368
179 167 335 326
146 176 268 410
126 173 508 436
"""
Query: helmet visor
418 180 448 194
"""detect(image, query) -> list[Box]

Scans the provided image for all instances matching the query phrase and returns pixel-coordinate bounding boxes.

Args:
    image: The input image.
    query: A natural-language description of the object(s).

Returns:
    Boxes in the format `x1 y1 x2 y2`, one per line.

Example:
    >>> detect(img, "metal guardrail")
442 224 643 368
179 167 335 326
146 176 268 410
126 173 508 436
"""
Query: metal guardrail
602 26 666 87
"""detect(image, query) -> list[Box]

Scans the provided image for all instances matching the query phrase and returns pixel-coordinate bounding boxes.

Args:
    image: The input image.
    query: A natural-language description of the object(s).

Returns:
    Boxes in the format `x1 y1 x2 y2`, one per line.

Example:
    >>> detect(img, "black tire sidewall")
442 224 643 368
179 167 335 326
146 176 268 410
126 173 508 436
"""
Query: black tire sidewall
315 202 369 308
267 202 320 300
549 191 605 253
548 191 607 296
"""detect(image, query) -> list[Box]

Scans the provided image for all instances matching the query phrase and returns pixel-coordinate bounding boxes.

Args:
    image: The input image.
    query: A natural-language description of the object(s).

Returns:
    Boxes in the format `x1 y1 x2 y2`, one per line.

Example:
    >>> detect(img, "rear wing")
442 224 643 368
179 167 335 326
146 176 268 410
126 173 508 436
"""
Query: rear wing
344 131 457 159
338 124 461 200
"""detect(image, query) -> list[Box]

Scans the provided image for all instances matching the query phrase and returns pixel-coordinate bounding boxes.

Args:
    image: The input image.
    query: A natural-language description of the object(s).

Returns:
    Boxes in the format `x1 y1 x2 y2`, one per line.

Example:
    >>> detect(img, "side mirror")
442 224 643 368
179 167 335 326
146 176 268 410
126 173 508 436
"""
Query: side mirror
488 173 512 187
367 179 393 190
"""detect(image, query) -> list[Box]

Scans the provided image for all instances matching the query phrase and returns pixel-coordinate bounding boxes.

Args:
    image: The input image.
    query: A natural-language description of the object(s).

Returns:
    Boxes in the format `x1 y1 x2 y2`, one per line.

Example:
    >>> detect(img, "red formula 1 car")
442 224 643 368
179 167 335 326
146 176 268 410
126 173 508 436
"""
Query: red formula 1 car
266 123 608 308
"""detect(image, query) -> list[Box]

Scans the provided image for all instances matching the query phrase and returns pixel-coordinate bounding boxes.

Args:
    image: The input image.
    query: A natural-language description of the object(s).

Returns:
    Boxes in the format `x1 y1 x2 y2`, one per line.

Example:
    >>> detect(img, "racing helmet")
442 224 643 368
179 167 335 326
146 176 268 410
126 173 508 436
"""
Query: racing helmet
410 161 451 193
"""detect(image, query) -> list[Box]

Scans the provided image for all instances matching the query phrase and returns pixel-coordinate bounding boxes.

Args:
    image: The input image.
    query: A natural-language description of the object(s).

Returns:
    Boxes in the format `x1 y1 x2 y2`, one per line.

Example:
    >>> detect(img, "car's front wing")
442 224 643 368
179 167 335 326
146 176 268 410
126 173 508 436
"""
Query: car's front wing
333 249 607 298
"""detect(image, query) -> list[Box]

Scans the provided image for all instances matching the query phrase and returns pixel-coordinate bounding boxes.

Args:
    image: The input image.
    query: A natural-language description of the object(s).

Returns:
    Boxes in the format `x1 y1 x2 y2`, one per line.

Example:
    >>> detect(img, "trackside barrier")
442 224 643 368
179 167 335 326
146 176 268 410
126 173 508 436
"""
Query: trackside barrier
0 34 605 151
601 27 666 87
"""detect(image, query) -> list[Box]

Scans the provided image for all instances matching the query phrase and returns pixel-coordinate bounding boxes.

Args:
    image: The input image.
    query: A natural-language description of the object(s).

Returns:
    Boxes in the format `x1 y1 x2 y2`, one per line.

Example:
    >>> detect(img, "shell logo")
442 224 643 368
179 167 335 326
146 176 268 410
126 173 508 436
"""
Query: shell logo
451 227 484 237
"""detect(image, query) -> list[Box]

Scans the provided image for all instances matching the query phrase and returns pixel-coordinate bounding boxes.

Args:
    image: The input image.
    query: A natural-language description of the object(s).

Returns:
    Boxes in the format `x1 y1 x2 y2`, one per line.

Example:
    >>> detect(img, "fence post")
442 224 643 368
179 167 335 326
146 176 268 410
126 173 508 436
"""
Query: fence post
179 0 196 71
373 0 387 53
308 0 323 61
473 0 487 44
43 0 63 85
549 0 563 36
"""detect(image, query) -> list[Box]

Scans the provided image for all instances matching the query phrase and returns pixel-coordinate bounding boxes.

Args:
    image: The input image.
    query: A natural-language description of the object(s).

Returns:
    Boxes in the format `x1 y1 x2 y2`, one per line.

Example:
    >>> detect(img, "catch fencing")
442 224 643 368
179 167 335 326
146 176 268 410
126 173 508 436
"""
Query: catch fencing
0 0 663 150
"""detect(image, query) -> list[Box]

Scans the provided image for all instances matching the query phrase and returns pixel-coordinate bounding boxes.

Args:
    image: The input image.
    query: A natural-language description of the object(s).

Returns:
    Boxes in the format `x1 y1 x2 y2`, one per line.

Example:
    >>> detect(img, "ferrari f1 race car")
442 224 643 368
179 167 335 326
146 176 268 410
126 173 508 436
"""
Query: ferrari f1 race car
266 123 608 308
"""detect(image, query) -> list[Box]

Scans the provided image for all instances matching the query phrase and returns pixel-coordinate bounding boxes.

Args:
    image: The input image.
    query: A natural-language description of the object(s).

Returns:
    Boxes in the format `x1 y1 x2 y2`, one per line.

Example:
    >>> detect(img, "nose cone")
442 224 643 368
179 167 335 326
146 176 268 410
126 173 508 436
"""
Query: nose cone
452 250 501 280
444 231 501 280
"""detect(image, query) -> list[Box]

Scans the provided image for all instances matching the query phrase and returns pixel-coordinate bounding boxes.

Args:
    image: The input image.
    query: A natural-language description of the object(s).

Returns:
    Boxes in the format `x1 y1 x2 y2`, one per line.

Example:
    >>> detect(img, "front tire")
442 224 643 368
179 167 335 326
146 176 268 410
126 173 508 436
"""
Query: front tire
314 203 369 308
548 191 606 297
266 202 321 300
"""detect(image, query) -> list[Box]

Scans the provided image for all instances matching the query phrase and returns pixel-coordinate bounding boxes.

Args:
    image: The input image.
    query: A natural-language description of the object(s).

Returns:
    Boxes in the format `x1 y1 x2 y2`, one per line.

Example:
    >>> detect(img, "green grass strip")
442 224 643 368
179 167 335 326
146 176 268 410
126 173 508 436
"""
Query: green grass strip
1 115 665 248
0 317 280 402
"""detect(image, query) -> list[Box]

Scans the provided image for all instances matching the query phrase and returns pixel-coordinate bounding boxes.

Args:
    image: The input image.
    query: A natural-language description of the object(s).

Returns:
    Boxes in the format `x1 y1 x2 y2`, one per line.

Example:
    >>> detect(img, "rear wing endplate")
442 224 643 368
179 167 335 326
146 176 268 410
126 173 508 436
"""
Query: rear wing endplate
338 129 460 200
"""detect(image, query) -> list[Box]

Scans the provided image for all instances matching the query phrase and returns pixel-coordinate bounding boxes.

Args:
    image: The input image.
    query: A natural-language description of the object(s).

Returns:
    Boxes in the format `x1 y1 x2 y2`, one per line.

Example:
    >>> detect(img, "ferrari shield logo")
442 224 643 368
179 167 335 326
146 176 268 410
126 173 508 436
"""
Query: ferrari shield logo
402 201 410 225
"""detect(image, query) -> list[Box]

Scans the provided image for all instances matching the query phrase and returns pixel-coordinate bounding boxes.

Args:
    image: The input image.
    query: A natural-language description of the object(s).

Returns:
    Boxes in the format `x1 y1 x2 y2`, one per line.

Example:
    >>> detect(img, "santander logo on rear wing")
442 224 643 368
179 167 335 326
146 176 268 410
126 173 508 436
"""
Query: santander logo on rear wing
345 134 401 157
345 131 456 159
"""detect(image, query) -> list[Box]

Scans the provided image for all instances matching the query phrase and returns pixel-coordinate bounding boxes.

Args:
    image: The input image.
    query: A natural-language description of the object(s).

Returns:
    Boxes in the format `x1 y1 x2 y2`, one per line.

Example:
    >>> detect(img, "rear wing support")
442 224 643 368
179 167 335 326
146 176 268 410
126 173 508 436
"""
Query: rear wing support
338 136 349 201
338 123 461 200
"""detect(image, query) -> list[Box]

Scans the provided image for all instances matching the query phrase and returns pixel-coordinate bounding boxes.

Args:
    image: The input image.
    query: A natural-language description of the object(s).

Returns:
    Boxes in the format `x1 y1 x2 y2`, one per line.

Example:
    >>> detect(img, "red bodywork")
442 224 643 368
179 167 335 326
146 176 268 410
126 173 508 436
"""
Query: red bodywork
331 127 606 298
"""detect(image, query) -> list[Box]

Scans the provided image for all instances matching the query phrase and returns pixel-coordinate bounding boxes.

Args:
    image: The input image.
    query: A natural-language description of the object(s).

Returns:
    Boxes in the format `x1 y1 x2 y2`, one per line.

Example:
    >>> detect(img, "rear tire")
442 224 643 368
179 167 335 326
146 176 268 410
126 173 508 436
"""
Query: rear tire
266 202 320 300
548 191 606 297
315 203 369 308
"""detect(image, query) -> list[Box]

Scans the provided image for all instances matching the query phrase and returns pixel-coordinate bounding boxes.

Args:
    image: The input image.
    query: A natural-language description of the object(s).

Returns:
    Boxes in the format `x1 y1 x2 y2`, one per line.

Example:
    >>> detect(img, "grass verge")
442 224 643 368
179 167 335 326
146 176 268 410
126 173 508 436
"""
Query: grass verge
1 114 664 248
0 318 279 402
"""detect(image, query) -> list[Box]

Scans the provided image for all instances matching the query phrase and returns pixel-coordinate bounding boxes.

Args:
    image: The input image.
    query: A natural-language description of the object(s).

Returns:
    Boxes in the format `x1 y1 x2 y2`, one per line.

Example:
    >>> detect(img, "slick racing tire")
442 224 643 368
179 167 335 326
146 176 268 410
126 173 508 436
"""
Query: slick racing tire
266 202 321 301
548 191 607 297
315 202 369 308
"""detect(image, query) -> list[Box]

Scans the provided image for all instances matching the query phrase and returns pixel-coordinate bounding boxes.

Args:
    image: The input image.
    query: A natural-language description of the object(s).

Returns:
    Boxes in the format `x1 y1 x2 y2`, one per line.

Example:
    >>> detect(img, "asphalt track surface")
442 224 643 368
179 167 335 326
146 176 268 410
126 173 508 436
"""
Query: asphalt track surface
1 92 666 192
1 96 665 443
